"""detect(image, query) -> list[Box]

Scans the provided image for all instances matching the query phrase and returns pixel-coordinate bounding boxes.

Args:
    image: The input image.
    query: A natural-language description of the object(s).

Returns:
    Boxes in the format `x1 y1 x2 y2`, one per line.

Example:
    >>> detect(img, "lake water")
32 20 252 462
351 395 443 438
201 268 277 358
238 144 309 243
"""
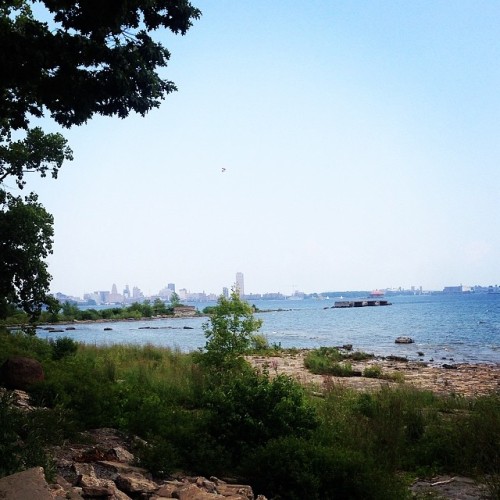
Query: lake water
36 294 500 364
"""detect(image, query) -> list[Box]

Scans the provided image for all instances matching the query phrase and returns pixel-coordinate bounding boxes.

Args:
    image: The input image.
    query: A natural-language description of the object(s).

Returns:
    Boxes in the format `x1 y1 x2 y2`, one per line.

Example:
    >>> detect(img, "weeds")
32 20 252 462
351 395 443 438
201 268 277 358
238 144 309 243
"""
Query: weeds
1 326 499 498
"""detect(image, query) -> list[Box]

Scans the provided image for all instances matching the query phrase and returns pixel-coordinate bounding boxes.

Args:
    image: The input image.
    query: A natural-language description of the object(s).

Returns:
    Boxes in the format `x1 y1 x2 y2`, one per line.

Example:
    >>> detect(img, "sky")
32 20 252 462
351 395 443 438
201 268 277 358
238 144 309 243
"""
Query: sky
14 0 500 297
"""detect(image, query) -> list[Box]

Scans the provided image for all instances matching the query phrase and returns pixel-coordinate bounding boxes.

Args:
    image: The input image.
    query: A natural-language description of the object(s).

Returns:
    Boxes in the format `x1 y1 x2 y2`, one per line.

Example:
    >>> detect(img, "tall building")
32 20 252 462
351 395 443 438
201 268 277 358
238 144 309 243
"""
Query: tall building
222 287 229 299
167 283 175 292
235 272 244 298
109 283 123 303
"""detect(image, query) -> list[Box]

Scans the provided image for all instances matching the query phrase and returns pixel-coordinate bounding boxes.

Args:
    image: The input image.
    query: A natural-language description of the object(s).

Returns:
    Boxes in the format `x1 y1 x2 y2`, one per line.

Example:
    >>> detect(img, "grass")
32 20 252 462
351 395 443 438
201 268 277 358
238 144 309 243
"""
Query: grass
1 329 499 499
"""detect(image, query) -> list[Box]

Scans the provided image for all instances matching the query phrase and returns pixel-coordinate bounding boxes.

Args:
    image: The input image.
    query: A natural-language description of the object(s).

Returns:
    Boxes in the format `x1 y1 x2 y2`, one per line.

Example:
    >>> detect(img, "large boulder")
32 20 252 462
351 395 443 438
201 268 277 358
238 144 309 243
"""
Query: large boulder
0 467 53 500
394 336 414 344
0 356 44 390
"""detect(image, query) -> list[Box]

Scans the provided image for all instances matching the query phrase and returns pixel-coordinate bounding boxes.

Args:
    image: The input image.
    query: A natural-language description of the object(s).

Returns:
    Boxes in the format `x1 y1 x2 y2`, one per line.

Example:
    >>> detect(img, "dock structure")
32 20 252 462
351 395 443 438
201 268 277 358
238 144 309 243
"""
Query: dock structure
333 299 391 308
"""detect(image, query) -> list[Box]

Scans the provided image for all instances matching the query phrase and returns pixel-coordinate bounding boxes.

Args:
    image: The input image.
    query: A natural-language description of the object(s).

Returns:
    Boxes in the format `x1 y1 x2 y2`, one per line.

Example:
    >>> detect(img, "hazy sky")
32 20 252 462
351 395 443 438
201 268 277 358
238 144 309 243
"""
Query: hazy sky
15 0 500 297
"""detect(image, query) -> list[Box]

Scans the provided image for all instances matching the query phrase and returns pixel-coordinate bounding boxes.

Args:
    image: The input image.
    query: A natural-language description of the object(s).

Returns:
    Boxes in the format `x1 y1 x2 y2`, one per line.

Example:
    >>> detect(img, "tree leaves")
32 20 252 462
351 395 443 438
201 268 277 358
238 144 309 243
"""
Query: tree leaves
0 190 54 319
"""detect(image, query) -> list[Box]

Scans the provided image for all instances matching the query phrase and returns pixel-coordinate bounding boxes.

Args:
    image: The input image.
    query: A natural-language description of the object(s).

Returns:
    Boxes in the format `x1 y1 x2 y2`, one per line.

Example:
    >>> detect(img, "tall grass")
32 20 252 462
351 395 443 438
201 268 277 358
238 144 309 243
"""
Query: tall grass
1 328 499 498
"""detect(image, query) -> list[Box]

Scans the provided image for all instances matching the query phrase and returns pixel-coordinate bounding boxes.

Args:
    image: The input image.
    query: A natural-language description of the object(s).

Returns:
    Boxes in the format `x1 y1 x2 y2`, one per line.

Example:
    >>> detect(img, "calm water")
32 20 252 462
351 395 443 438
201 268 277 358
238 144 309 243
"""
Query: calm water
36 294 500 364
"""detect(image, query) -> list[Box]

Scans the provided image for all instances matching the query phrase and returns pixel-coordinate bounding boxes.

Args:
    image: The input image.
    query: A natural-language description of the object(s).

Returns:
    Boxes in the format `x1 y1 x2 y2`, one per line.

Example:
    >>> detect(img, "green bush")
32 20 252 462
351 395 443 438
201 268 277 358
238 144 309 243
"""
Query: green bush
49 336 79 360
0 328 53 363
200 291 262 369
363 364 383 378
241 436 409 500
250 333 270 351
0 392 72 480
304 349 356 376
202 370 319 464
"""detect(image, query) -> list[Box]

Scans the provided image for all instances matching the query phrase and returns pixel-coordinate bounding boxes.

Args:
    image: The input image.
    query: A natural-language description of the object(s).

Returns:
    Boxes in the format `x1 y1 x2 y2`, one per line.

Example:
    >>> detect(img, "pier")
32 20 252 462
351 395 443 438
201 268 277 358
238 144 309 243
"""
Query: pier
333 299 392 308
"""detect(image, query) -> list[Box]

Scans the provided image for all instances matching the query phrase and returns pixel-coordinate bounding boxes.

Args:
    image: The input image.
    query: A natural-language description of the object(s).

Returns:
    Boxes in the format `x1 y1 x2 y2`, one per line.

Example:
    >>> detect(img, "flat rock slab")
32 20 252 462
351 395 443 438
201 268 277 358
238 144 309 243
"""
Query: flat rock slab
0 467 53 500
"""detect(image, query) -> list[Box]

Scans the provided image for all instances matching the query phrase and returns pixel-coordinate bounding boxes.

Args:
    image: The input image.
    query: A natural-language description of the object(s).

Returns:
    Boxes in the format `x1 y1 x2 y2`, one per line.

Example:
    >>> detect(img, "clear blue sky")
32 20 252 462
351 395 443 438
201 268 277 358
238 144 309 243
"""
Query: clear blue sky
20 0 500 297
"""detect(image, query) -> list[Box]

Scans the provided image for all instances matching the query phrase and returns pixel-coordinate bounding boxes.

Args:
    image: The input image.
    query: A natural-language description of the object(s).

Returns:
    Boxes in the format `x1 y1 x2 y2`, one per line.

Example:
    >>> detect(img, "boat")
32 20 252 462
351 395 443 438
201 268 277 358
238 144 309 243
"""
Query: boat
369 290 384 298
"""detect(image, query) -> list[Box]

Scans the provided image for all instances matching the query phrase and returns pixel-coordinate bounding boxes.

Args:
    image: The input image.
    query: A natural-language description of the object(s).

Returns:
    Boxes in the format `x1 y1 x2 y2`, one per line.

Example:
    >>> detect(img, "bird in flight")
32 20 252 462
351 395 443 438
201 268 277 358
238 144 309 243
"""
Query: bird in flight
221 167 226 173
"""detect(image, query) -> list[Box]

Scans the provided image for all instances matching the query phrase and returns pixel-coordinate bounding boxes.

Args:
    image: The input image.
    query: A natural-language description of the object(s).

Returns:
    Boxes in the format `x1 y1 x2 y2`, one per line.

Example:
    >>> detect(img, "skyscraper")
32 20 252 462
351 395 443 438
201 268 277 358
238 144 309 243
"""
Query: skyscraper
235 272 244 298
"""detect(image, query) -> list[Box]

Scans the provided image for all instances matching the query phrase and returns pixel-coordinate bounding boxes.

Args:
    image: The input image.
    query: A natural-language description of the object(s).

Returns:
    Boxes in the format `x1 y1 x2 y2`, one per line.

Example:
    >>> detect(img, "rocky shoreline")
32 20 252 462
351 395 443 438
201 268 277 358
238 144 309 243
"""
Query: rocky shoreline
1 350 498 499
248 351 500 397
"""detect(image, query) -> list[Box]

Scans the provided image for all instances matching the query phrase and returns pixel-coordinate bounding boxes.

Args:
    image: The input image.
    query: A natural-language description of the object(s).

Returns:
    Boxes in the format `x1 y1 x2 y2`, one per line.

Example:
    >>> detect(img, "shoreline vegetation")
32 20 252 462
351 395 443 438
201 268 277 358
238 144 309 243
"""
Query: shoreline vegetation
0 300 293 329
1 293 499 499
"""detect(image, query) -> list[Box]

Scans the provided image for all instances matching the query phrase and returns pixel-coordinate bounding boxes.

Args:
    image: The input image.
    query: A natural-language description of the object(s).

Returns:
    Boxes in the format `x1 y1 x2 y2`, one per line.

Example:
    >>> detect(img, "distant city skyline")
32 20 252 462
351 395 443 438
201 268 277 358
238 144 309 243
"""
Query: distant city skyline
53 276 500 305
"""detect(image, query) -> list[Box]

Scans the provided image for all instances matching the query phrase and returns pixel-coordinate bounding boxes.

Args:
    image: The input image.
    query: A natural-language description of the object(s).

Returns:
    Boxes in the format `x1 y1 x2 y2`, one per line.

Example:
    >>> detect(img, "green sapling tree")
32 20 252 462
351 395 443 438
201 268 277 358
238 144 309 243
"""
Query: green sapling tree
201 289 263 369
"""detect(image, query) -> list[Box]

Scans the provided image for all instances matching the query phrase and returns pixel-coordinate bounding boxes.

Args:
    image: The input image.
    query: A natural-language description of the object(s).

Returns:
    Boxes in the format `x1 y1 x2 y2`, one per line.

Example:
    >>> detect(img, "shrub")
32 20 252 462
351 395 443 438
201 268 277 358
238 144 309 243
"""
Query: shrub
304 349 356 376
0 392 70 480
241 436 408 500
250 333 270 351
202 370 319 463
363 365 383 378
348 350 375 361
199 290 262 369
50 337 79 360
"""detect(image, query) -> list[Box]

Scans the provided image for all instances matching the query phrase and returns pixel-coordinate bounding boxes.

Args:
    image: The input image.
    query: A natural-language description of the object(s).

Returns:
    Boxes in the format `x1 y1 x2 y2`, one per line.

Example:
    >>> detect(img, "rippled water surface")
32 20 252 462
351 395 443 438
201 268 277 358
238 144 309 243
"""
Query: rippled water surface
36 294 500 364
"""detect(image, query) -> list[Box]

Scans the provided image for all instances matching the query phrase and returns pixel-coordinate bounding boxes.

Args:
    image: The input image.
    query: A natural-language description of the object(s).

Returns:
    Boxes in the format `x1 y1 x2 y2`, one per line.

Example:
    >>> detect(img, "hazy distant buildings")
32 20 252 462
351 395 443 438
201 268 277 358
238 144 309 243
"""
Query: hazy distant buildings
222 287 229 299
123 285 130 300
132 286 144 299
168 283 175 292
108 283 124 303
235 272 244 298
443 285 472 293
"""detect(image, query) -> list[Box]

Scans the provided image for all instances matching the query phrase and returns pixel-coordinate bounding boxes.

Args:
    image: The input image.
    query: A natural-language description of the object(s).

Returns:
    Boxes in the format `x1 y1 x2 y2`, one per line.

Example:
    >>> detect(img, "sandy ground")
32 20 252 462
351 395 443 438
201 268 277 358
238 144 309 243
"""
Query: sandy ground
247 351 500 397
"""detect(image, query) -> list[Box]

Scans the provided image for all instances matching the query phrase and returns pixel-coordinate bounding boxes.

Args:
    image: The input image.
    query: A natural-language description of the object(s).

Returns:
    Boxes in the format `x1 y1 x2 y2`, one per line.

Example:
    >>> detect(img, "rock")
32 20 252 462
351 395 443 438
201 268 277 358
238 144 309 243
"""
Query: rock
155 481 183 497
104 327 113 331
442 364 458 369
0 467 53 500
96 460 150 478
112 446 135 463
386 355 408 362
395 336 414 344
174 482 224 499
114 472 158 495
0 356 45 390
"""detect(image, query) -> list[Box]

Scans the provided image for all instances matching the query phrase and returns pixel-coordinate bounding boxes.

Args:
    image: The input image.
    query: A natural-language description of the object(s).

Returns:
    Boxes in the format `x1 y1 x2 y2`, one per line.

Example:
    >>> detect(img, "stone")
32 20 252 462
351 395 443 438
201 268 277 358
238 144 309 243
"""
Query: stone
395 336 414 344
155 482 180 497
114 472 158 495
0 467 53 500
174 483 224 499
96 460 150 478
215 482 254 499
0 356 45 390
112 446 135 463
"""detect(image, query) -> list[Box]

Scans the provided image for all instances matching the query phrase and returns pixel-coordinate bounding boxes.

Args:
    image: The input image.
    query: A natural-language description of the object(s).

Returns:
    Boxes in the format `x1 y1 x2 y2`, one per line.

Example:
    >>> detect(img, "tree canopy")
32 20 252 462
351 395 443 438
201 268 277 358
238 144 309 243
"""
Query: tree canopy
0 191 54 319
0 0 201 188
1 0 201 132
0 0 200 318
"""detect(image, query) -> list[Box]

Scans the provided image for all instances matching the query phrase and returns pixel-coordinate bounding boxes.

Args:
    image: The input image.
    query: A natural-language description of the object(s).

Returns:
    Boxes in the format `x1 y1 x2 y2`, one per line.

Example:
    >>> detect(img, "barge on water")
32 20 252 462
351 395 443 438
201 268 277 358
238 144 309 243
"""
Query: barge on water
333 299 392 308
